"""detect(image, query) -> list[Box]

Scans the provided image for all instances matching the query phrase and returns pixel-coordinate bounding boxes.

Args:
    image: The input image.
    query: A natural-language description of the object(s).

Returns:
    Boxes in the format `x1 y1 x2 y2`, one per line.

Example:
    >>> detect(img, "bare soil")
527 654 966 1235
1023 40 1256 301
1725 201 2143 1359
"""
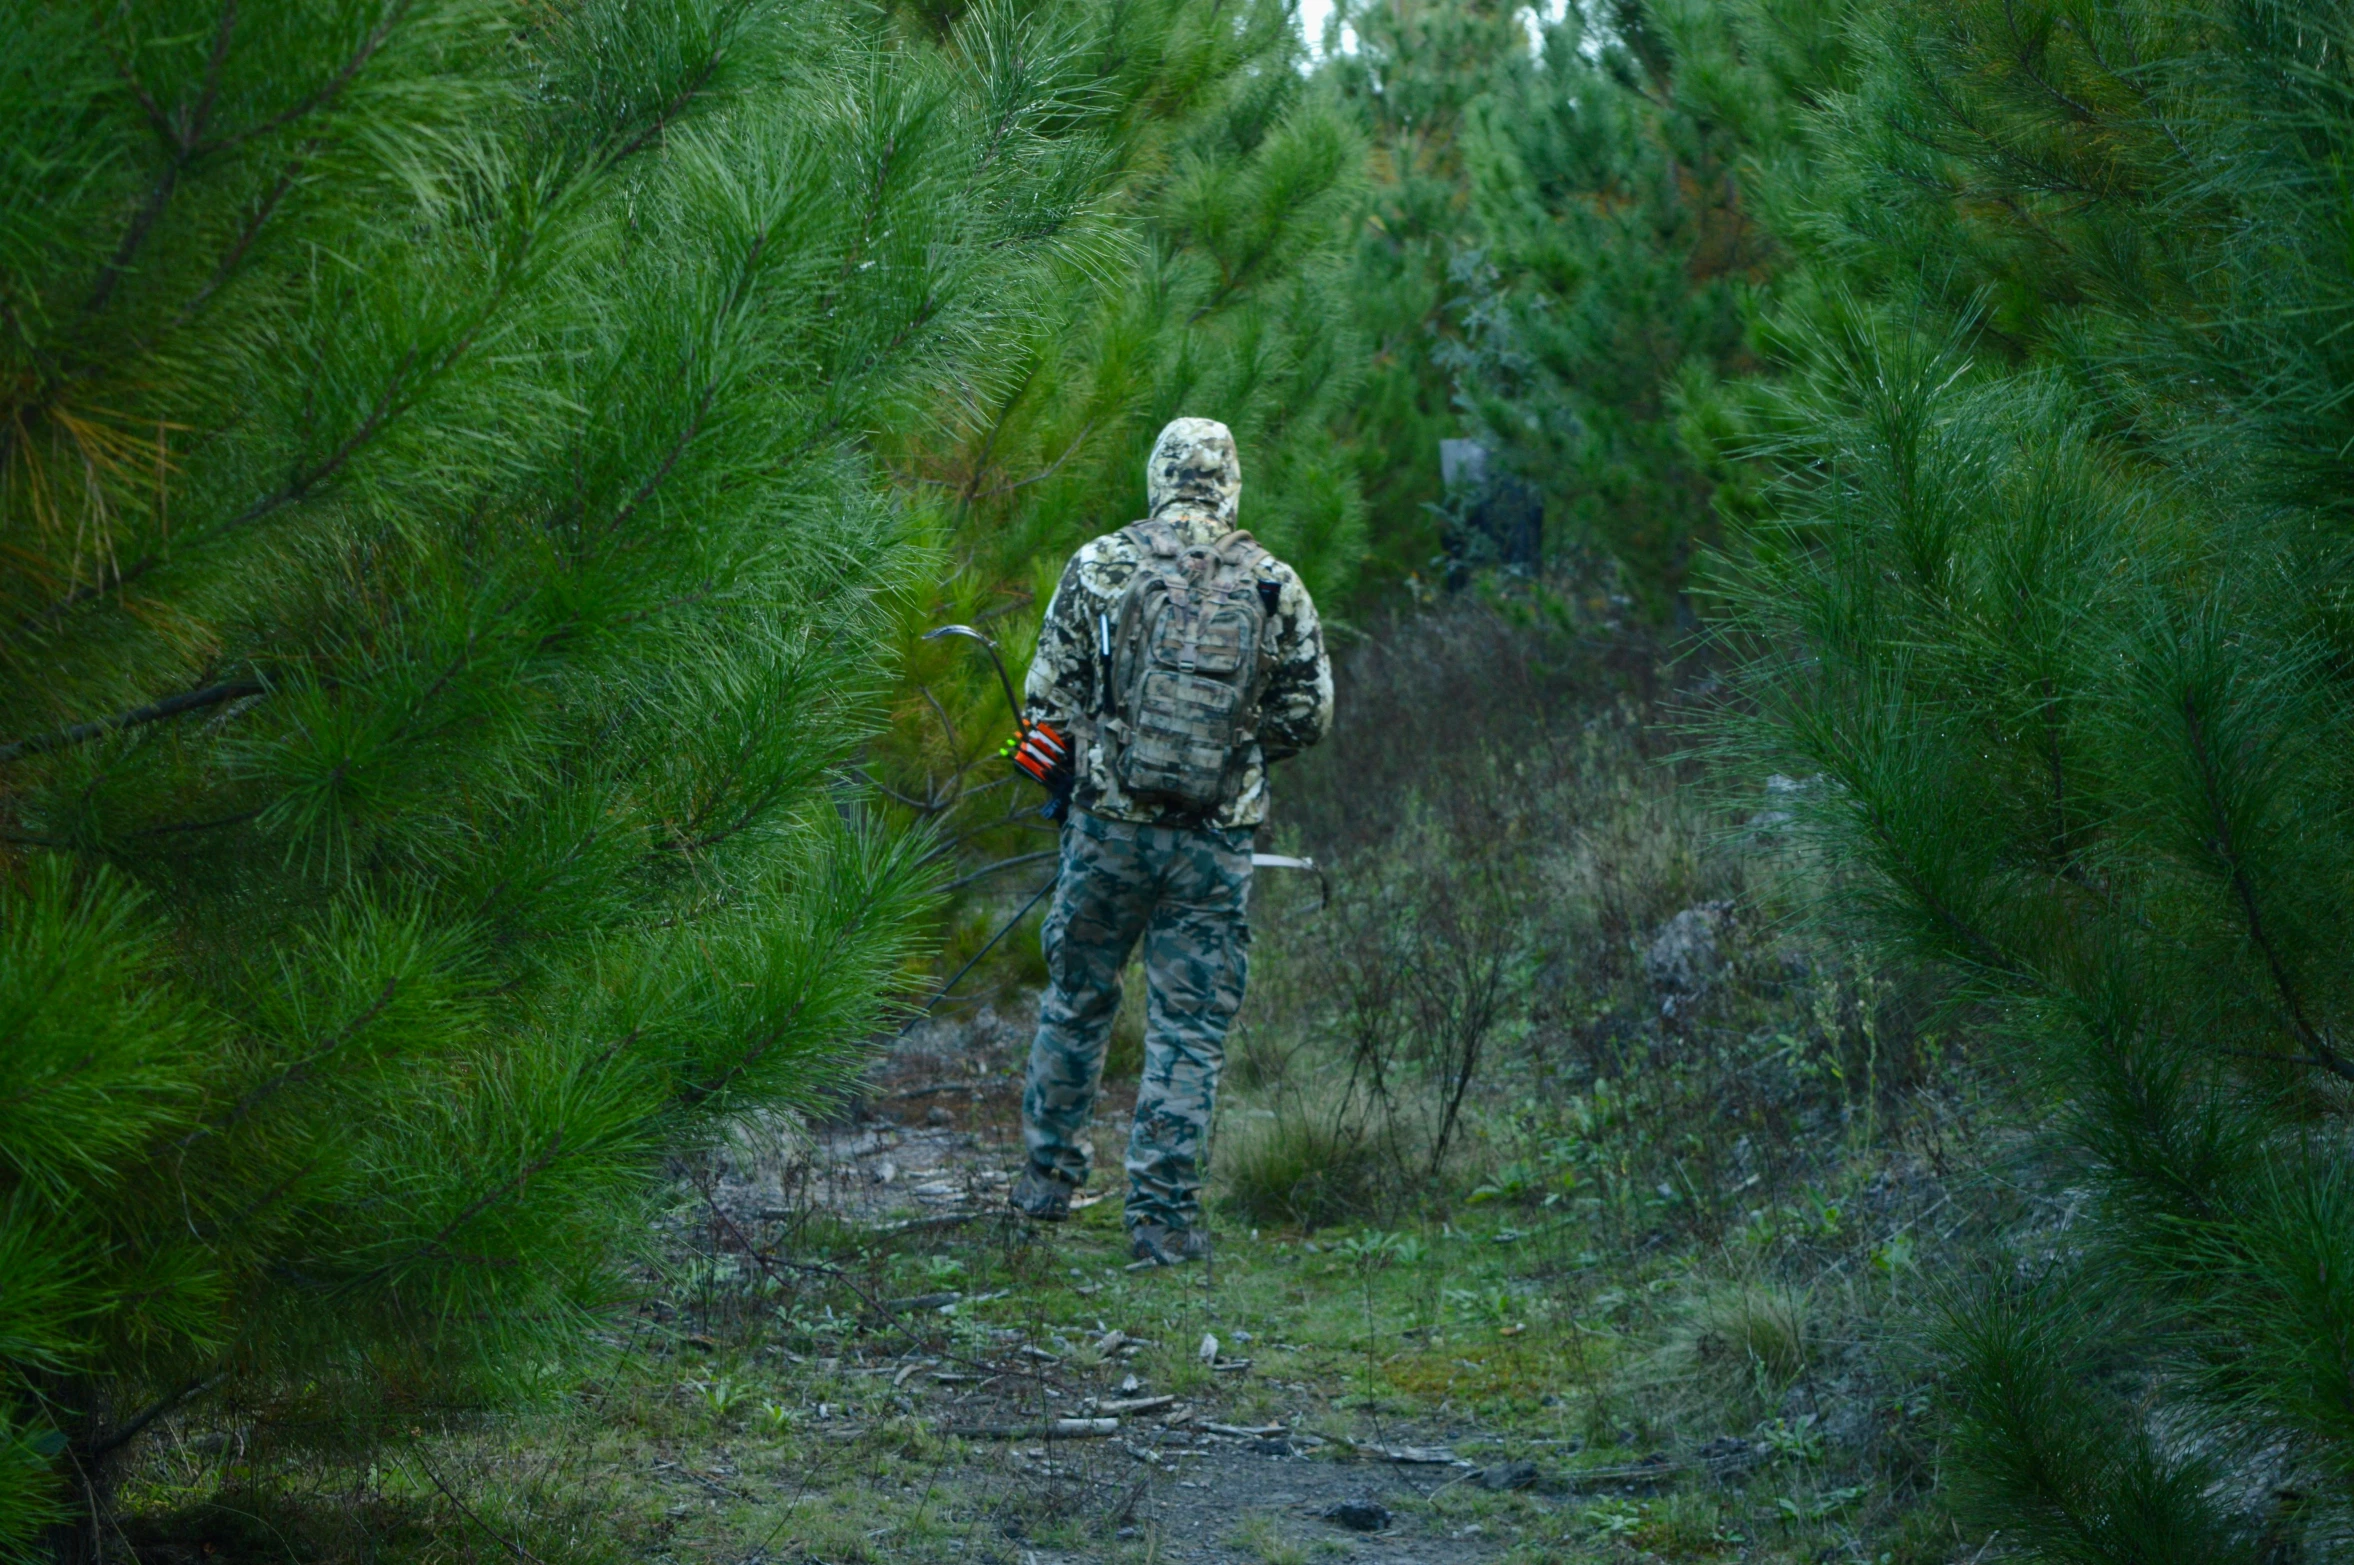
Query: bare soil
691 998 1534 1563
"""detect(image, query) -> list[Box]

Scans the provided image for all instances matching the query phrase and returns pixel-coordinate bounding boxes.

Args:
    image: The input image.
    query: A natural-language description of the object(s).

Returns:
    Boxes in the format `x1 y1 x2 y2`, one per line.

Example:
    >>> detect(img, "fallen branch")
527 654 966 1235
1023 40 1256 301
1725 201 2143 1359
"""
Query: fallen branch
947 1417 1119 1440
1368 1444 1467 1466
865 1211 983 1234
885 1080 989 1100
1559 1457 1708 1489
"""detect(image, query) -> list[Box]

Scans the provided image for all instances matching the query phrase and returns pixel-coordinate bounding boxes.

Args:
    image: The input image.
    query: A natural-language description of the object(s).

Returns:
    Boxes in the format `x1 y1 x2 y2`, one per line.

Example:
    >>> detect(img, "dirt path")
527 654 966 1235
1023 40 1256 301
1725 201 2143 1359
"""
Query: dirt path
688 1001 1553 1564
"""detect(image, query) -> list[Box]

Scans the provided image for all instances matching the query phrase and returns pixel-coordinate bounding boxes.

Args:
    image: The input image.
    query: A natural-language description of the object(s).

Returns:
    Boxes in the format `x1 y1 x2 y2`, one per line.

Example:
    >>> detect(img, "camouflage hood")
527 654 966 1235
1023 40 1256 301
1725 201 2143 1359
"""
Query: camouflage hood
1144 417 1240 531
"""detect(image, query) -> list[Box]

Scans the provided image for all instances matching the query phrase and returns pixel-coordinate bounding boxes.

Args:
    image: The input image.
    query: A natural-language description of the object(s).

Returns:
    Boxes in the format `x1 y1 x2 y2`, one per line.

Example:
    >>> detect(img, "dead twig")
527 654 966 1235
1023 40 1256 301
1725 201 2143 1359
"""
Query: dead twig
405 1446 548 1565
945 1418 1118 1439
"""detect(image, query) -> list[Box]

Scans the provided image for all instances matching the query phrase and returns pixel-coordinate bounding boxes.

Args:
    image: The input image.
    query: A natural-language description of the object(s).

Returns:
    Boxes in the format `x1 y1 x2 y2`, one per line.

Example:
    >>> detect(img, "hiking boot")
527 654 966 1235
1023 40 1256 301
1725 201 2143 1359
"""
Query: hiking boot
1009 1163 1075 1222
1127 1222 1209 1266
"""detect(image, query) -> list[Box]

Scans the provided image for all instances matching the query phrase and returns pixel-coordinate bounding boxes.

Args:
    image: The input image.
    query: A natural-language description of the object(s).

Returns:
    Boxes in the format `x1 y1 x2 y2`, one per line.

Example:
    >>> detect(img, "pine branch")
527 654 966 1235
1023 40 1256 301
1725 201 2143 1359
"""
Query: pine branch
29 283 504 624
674 777 800 854
1192 233 1281 324
200 1156 322 1245
87 0 239 319
2179 689 2353 1080
602 383 716 539
192 0 413 161
0 678 263 763
176 978 400 1150
81 1373 225 1462
917 681 961 758
608 25 732 164
2066 17 2198 170
972 419 1098 501
954 357 1044 506
1998 0 2103 125
348 1132 567 1286
682 892 886 1108
159 148 313 339
1858 797 2016 974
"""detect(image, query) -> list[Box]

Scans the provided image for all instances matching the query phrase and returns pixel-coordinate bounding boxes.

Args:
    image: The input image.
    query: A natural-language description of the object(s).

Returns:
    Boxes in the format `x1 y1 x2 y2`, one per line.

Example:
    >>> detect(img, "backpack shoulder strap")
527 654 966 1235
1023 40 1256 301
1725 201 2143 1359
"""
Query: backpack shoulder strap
1120 517 1182 560
1217 527 1269 566
1203 528 1271 593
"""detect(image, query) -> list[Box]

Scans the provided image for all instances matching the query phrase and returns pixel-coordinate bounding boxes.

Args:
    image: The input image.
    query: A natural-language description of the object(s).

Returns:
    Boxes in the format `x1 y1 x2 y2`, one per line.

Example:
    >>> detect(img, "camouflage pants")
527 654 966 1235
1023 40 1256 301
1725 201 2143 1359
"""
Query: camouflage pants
1020 808 1253 1232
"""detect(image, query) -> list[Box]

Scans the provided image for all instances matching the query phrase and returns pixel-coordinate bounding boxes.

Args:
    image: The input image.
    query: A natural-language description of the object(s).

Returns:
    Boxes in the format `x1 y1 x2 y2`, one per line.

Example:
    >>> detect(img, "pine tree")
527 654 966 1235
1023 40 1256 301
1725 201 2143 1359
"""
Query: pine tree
926 0 1369 596
0 0 1106 1549
1720 1 2354 1554
1442 0 1850 617
1320 0 1531 593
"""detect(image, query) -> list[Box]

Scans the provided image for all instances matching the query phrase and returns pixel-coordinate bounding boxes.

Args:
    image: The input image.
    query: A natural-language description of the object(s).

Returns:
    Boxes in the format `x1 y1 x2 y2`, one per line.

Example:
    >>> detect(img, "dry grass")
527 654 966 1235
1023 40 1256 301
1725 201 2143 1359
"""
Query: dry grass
1216 1079 1393 1230
1650 1280 1817 1422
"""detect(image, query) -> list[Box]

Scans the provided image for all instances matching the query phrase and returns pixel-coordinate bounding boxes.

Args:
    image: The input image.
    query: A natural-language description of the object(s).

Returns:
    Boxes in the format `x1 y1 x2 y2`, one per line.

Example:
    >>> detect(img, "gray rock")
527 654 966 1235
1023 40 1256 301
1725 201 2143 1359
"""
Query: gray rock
1477 1459 1539 1491
1751 772 1813 834
1320 1498 1390 1532
1645 901 1735 1010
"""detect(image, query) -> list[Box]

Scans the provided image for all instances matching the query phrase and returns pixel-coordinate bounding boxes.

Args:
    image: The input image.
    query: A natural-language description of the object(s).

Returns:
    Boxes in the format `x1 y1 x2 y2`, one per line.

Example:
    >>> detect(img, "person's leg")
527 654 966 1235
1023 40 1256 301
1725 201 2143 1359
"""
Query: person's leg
1125 823 1253 1237
1020 811 1153 1190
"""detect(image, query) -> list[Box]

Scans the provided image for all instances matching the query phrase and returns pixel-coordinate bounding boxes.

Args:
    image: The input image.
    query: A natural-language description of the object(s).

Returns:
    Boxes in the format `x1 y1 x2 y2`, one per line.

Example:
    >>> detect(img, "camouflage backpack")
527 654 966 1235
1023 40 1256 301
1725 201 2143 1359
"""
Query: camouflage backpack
1100 517 1277 814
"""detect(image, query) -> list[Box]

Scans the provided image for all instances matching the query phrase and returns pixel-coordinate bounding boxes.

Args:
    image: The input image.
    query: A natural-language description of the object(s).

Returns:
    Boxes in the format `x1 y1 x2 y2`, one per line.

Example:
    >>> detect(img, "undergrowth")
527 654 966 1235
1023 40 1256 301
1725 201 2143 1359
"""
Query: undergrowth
105 588 2014 1564
1213 586 2015 1560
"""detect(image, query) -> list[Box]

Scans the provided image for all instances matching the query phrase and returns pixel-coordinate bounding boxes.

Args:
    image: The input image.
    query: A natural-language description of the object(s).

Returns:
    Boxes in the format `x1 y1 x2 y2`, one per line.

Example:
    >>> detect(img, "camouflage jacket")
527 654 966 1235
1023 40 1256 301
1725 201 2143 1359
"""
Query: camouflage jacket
1022 506 1333 830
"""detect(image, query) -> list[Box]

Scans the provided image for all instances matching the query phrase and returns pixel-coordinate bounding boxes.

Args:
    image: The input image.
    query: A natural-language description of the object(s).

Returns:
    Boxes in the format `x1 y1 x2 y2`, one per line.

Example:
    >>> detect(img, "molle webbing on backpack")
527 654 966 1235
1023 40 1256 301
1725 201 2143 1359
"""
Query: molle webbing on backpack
1100 518 1274 814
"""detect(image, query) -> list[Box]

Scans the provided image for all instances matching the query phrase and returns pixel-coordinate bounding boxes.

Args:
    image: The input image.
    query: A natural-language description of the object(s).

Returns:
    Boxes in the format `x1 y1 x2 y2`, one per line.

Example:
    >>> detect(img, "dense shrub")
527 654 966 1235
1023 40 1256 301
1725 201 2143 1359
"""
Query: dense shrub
1720 0 2354 1552
0 1 1108 1546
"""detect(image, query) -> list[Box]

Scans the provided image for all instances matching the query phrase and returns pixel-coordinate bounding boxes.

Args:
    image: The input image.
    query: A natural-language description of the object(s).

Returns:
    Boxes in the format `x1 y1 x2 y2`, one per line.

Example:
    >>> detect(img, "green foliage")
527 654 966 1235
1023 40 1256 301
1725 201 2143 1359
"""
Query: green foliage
0 0 1112 1545
1718 0 2354 1554
1218 1087 1391 1230
1443 0 1856 617
1285 1 1859 613
1319 0 1533 593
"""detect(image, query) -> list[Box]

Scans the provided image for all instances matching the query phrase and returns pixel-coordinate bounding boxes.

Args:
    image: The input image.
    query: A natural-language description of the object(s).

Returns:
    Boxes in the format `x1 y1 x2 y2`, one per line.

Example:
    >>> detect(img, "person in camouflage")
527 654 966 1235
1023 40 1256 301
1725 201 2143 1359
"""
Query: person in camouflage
1008 417 1333 1264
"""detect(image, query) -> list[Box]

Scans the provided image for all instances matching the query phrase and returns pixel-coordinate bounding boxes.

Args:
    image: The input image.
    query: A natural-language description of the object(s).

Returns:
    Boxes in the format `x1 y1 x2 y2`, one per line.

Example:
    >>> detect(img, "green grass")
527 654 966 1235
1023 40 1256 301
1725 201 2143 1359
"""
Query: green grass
1217 1085 1392 1230
108 1162 1961 1563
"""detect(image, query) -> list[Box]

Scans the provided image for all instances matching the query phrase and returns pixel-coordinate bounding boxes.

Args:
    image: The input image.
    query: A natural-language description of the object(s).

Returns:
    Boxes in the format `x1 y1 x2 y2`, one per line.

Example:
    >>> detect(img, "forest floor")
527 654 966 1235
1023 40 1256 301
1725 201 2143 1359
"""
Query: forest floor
596 1001 1582 1565
124 993 1857 1565
218 983 1924 1565
122 914 1969 1565
121 606 1978 1564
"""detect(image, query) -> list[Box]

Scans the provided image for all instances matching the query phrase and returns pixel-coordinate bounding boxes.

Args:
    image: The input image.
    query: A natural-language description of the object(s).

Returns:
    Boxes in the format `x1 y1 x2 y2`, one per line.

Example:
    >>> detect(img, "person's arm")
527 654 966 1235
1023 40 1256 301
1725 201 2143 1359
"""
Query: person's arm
1023 551 1098 731
1257 564 1332 761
